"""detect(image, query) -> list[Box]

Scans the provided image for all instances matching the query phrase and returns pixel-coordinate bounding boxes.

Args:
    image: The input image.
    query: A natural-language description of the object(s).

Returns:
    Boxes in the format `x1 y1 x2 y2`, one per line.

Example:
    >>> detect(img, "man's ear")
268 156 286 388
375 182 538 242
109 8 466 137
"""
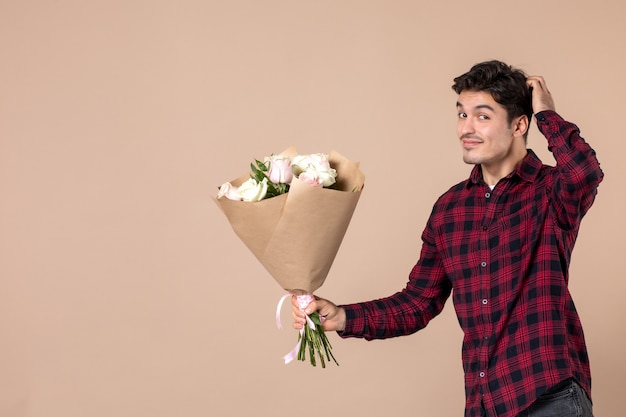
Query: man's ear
514 115 529 138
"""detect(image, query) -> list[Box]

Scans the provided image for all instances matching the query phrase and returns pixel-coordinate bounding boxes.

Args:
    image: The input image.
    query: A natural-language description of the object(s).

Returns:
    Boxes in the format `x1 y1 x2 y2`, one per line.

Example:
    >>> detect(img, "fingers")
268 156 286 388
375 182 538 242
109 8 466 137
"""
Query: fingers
291 295 316 329
526 75 549 92
290 296 345 332
526 75 556 114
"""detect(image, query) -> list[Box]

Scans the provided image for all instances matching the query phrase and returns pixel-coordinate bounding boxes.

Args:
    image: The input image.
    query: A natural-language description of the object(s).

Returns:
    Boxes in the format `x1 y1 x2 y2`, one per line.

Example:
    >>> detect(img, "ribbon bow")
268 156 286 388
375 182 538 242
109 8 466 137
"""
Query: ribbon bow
276 293 316 364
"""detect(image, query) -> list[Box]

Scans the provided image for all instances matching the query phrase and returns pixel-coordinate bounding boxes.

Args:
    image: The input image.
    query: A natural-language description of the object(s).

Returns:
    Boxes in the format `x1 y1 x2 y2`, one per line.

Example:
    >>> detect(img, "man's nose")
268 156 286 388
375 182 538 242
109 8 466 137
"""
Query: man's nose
459 118 475 137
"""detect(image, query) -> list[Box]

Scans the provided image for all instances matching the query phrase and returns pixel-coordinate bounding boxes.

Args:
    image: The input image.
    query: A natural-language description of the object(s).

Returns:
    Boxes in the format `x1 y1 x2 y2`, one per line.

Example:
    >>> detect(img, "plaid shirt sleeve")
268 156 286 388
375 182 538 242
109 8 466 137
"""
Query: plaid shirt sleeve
537 110 603 229
339 215 452 340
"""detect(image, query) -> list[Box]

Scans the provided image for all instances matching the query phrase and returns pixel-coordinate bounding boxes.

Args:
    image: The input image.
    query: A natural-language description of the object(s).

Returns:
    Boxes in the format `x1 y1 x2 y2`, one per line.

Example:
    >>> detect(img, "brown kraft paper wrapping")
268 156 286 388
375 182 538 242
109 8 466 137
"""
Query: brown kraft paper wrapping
214 147 365 294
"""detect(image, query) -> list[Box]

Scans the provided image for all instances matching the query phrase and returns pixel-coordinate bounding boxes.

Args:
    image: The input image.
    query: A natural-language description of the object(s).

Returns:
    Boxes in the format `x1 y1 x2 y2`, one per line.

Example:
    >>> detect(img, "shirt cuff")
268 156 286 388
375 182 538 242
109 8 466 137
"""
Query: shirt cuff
535 110 572 149
337 303 365 338
535 109 560 123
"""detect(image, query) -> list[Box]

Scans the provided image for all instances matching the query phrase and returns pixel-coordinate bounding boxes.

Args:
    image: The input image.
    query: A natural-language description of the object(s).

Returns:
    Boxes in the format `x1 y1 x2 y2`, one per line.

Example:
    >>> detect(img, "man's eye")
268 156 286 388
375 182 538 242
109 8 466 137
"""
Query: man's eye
479 114 490 120
458 112 467 119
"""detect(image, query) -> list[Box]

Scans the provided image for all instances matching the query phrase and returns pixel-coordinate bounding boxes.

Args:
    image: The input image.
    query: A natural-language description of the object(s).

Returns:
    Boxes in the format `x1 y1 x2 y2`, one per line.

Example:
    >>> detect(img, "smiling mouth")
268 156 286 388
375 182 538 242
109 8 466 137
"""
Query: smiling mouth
462 139 483 148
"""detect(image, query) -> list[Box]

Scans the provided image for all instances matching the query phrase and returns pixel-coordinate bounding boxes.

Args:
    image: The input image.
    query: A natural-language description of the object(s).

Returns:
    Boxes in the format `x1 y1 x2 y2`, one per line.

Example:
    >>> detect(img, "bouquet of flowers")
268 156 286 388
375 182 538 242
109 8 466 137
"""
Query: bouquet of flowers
214 146 365 367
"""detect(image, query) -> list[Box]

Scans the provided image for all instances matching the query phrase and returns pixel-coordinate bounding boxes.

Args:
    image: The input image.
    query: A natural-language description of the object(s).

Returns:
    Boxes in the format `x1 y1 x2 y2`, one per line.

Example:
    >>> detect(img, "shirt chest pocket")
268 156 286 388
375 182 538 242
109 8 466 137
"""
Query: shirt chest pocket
493 201 540 258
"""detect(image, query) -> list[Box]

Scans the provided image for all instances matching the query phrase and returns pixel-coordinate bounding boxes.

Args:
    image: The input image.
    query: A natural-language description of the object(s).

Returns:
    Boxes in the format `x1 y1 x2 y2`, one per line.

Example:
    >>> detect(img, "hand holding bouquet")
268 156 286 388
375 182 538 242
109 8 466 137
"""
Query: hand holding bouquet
214 146 365 367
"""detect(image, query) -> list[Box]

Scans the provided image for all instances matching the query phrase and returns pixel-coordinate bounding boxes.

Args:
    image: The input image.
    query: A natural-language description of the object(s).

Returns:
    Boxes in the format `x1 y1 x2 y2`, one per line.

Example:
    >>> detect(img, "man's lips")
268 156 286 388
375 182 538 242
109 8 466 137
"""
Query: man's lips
461 138 483 148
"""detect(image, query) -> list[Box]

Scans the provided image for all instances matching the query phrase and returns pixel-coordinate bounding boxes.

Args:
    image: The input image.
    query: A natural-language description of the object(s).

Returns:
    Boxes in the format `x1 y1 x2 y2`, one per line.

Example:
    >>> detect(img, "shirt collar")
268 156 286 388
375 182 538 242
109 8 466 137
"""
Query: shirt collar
468 149 543 187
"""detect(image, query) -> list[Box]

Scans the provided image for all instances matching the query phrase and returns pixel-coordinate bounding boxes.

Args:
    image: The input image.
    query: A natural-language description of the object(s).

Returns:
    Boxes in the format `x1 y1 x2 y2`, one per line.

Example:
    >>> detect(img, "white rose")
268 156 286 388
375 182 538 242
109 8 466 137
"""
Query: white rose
217 182 242 200
237 177 268 202
292 154 326 174
307 153 332 169
290 155 308 177
314 166 337 187
292 153 337 187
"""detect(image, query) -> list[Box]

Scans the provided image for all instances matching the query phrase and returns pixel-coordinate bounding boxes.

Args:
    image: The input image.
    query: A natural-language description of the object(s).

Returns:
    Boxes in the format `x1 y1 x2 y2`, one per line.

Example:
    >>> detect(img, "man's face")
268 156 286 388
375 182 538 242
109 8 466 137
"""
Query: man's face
456 90 520 169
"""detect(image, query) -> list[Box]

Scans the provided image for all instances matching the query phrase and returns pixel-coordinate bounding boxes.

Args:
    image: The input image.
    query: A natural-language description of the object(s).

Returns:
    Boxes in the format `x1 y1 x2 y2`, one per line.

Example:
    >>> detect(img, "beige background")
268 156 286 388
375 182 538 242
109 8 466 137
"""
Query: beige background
1 1 624 416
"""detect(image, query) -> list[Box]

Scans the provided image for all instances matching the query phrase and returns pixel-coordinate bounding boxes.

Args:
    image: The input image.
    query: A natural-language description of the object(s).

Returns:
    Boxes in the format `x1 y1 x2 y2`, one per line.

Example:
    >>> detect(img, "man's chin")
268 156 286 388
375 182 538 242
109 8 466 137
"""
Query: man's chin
462 155 481 165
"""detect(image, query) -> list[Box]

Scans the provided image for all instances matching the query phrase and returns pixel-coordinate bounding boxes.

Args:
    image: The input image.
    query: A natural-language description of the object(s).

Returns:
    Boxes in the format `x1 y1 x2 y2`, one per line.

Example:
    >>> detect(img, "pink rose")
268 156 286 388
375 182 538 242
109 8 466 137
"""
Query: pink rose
217 182 242 200
267 155 293 184
298 171 323 187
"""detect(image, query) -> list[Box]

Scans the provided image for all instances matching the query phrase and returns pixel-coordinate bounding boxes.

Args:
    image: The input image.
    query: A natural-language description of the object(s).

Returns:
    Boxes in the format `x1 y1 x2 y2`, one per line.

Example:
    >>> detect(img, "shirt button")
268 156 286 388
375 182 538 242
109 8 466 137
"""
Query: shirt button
482 299 488 305
485 192 491 198
482 226 488 230
480 261 487 267
479 372 485 377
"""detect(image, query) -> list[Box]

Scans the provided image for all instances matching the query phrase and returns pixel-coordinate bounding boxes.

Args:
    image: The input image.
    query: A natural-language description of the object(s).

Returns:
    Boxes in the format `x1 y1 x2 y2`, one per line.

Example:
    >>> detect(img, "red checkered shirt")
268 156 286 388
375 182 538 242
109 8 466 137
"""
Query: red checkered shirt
339 111 603 417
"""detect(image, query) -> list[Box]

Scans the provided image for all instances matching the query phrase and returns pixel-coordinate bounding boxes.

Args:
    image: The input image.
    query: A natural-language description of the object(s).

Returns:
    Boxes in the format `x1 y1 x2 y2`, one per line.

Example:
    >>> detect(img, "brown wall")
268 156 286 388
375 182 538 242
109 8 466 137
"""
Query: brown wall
1 1 624 416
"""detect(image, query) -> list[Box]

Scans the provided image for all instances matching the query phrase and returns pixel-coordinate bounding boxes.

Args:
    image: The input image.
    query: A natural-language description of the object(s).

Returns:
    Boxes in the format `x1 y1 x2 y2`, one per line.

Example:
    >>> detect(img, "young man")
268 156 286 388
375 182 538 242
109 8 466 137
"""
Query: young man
292 60 603 417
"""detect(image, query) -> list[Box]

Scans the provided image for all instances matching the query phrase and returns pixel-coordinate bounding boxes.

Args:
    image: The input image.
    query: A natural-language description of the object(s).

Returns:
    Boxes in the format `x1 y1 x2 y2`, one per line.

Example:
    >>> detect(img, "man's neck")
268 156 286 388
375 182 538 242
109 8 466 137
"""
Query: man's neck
480 149 528 186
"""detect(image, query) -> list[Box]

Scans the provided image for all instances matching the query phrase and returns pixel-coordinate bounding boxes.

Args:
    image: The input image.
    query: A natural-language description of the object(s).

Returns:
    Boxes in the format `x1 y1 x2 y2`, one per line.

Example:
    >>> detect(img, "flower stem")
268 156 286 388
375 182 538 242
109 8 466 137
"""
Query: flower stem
298 312 339 368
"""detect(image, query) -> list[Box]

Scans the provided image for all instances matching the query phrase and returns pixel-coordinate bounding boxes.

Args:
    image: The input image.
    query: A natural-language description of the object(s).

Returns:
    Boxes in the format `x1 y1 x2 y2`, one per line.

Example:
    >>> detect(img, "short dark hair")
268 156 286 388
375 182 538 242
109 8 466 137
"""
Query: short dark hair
452 60 532 127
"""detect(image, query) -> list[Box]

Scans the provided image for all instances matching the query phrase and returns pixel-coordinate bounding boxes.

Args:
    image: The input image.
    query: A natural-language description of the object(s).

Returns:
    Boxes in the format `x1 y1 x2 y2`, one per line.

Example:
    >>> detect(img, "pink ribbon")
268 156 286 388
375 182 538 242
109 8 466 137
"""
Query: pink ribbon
276 293 315 364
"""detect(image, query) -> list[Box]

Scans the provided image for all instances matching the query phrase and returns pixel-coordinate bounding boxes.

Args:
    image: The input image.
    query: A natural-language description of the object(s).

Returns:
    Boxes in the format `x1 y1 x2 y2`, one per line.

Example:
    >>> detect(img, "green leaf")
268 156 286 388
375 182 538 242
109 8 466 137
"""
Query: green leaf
249 163 261 181
254 159 268 172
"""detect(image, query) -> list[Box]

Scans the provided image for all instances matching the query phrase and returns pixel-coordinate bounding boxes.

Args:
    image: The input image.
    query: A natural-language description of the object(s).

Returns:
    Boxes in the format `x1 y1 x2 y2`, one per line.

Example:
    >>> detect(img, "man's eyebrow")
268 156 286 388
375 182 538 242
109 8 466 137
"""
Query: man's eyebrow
475 104 495 112
456 102 496 112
